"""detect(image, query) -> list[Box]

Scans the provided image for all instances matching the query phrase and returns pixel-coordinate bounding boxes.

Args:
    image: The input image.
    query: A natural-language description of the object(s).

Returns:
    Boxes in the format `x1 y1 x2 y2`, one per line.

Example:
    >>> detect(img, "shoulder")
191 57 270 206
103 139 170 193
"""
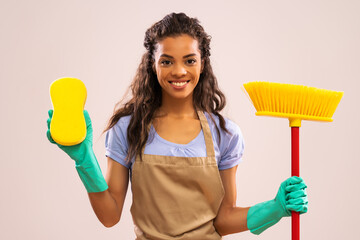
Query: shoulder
203 111 245 169
105 114 132 146
109 114 132 133
203 112 242 138
115 114 132 127
105 114 132 169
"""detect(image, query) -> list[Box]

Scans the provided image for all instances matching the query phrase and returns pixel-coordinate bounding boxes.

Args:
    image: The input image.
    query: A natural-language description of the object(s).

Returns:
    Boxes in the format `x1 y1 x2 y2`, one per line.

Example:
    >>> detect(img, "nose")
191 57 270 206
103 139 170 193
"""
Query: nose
171 63 187 77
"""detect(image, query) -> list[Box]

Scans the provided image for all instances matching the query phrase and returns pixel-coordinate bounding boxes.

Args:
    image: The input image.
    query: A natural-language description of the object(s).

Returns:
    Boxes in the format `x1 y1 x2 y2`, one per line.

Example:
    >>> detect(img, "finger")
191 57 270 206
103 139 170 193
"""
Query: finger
46 129 56 144
283 176 303 187
287 197 308 205
48 109 53 118
83 110 92 127
286 189 307 200
288 176 303 185
300 205 308 214
286 181 307 192
47 118 51 129
287 204 308 214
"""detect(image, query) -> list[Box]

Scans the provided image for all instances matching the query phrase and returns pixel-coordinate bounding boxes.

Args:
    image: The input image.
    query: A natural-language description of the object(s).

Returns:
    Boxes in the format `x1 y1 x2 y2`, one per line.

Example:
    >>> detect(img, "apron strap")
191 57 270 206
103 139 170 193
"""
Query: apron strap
197 111 215 158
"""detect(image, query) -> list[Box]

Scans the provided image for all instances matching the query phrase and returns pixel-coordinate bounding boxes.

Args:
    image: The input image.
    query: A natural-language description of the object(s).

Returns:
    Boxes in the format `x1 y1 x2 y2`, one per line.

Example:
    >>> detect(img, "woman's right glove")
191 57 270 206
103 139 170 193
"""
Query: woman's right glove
247 176 308 235
46 109 108 193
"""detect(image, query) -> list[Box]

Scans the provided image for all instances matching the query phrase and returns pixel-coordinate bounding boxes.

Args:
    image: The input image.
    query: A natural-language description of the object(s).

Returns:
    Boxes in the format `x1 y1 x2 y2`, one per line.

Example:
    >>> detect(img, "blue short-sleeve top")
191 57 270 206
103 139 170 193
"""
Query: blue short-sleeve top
105 112 245 172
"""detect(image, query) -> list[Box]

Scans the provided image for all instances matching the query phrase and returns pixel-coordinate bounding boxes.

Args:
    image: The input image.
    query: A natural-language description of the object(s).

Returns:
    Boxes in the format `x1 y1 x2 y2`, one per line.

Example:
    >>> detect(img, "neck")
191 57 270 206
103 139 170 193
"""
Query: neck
157 93 197 119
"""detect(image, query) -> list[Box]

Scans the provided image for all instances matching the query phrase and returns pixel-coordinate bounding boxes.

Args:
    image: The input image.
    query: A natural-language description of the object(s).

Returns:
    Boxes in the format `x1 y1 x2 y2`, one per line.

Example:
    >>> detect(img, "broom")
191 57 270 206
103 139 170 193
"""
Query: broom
242 81 343 240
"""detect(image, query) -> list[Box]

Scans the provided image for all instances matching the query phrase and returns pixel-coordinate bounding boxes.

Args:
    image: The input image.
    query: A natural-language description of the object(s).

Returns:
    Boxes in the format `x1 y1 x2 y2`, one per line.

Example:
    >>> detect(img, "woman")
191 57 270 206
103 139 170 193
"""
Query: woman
47 12 308 239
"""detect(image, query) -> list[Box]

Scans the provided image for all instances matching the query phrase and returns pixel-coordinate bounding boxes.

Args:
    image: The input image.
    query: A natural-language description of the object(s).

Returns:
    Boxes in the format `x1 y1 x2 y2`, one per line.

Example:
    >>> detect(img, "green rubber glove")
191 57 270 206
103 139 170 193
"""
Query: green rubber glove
46 109 108 193
247 176 308 235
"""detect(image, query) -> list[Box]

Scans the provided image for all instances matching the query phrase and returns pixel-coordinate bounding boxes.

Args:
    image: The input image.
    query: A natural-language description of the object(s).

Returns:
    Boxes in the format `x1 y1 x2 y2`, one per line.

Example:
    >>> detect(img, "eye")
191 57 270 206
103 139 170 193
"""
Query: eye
186 59 197 65
160 60 172 66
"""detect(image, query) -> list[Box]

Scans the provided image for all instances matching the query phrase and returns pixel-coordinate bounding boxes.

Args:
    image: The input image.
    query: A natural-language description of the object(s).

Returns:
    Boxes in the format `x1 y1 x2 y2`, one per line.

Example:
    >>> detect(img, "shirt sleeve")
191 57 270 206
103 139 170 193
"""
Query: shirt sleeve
218 119 245 170
105 116 131 169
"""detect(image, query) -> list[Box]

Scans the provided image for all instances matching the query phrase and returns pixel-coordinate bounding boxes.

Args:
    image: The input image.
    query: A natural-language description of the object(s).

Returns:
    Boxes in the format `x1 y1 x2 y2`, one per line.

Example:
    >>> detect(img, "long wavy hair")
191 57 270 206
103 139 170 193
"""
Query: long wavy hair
104 12 230 163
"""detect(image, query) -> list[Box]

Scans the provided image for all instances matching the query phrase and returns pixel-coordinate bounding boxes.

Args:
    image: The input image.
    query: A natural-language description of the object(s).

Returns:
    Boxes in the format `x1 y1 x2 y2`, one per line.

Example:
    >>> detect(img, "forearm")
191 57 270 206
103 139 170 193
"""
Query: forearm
214 206 250 236
88 158 129 228
88 189 123 227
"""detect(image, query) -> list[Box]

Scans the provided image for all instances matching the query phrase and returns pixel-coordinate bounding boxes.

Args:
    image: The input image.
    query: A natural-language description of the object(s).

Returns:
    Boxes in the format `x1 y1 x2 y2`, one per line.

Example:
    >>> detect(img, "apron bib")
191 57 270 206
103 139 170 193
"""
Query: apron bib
130 111 225 240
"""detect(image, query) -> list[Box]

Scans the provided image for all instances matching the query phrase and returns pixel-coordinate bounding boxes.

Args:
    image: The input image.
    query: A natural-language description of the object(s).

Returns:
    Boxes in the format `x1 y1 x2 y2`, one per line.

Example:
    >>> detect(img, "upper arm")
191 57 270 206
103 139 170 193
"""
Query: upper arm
105 157 129 210
217 119 244 171
219 166 238 209
214 166 238 234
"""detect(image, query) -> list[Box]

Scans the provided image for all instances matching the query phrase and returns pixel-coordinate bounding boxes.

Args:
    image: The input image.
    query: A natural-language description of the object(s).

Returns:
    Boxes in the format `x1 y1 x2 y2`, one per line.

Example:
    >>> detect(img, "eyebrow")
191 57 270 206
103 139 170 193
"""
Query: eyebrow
160 53 197 59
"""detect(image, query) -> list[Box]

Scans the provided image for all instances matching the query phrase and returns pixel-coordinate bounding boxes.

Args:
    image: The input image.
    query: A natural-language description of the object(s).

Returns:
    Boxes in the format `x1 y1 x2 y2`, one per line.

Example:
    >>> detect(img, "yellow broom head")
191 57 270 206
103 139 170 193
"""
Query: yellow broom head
243 81 344 127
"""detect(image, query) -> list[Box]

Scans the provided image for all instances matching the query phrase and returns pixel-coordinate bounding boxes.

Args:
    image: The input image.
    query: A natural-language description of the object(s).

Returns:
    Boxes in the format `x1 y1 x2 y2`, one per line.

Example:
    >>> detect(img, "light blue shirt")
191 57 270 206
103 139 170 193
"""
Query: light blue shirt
105 112 245 172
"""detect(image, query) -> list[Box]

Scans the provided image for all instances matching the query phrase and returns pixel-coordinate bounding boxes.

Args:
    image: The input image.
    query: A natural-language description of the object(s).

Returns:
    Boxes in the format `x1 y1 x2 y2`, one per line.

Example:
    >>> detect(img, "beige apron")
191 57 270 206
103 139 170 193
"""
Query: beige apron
130 111 225 240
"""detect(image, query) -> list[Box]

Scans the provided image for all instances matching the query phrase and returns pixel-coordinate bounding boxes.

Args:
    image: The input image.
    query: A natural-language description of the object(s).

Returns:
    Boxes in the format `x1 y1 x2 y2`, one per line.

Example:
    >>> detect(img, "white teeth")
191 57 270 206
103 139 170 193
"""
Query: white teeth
171 81 187 86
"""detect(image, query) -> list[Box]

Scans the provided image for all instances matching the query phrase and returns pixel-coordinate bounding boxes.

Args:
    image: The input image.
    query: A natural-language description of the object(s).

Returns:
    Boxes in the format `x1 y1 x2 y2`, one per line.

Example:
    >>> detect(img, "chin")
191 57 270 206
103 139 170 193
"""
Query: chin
165 90 193 100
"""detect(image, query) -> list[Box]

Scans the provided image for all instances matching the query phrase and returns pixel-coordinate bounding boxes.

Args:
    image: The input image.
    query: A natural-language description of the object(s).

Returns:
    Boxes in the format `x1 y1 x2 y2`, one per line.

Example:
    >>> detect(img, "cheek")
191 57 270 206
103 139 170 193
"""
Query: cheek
195 68 202 80
157 68 170 80
156 70 168 86
156 69 164 80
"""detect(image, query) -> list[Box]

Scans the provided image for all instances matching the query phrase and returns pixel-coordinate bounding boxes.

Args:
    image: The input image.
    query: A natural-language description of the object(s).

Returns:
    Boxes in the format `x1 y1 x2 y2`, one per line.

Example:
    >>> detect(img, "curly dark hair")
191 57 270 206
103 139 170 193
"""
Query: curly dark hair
104 12 229 163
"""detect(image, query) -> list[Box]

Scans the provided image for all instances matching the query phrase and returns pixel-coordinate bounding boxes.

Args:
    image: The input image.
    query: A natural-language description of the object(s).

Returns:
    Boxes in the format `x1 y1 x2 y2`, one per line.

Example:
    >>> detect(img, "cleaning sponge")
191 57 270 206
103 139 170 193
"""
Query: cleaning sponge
49 77 87 146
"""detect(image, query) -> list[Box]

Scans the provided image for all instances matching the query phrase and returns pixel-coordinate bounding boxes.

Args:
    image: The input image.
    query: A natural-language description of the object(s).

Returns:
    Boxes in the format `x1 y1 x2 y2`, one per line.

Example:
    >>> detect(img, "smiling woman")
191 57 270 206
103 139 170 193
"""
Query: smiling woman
104 12 229 164
46 12 308 240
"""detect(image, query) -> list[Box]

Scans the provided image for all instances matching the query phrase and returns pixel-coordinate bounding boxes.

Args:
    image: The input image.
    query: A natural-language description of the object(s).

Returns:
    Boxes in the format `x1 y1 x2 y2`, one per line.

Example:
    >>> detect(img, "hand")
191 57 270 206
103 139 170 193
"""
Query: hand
46 109 108 193
275 176 308 217
47 109 93 163
247 176 308 235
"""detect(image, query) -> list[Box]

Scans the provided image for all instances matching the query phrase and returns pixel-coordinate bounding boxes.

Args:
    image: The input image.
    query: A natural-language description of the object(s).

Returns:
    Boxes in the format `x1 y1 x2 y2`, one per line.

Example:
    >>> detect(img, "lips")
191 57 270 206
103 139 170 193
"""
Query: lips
168 80 190 88
168 80 190 83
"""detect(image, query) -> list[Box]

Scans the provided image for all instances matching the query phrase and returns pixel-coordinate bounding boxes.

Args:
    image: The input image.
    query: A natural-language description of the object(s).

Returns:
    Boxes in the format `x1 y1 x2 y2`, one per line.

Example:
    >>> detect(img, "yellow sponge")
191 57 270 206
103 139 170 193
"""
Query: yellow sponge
49 77 87 146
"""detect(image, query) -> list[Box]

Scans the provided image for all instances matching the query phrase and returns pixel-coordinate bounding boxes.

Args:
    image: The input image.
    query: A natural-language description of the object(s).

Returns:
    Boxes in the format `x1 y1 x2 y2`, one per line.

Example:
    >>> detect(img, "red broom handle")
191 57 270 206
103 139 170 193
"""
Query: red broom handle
291 127 300 240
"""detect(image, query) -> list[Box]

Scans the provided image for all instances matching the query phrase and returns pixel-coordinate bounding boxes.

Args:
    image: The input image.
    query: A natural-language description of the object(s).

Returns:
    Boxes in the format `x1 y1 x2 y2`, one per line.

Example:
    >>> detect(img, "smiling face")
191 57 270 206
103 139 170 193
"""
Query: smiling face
153 34 204 101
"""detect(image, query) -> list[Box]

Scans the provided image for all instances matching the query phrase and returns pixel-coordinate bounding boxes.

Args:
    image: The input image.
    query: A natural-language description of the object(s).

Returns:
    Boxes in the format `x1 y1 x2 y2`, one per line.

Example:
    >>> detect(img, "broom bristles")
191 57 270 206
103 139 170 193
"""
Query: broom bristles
243 82 343 122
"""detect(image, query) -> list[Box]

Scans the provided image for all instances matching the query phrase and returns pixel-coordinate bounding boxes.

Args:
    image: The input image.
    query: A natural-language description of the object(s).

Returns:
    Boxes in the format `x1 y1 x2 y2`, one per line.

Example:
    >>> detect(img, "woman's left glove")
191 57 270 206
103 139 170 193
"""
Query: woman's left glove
247 176 308 235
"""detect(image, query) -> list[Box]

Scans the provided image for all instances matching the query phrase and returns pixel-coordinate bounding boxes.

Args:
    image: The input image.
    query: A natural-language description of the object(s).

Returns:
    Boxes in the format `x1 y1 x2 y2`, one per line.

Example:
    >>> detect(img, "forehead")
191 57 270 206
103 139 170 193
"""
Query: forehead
155 34 200 56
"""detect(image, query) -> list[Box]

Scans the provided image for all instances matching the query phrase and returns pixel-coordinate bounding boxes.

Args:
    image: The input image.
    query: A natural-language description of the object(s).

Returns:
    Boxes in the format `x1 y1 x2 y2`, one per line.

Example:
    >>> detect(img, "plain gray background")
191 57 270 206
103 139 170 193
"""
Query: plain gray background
1 0 359 239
